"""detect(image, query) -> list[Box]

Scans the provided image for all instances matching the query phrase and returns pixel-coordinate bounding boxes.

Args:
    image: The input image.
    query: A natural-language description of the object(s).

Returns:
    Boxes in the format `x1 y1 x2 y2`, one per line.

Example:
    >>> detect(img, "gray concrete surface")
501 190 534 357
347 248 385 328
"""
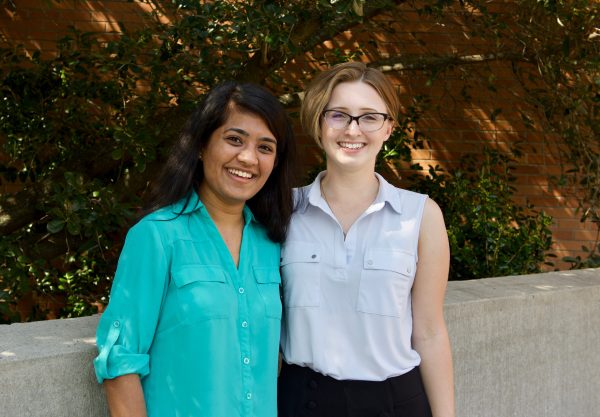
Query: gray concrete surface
0 315 107 417
0 268 599 417
446 269 600 417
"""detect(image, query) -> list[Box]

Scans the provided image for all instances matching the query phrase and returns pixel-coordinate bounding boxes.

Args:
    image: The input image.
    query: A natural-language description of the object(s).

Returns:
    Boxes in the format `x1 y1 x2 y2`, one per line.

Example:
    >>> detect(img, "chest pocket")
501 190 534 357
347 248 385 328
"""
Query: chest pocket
280 241 321 308
172 265 232 322
253 266 282 320
357 249 416 318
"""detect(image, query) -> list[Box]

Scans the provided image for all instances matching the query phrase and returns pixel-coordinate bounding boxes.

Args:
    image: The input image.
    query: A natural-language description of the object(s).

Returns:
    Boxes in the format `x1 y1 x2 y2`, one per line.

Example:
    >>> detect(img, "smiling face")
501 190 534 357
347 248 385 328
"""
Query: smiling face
320 81 393 172
198 107 278 210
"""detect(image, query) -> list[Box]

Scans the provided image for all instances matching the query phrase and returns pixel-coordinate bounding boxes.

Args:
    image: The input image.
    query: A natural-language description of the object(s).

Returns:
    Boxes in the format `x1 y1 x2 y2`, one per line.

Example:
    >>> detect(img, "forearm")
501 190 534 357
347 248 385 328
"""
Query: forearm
414 328 455 417
104 373 148 417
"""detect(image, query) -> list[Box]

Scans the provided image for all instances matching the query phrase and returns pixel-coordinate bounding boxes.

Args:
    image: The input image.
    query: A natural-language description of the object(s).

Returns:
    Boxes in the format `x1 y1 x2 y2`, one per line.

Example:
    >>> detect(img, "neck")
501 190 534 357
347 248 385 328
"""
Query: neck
321 166 379 202
198 186 245 268
198 187 245 228
320 166 380 236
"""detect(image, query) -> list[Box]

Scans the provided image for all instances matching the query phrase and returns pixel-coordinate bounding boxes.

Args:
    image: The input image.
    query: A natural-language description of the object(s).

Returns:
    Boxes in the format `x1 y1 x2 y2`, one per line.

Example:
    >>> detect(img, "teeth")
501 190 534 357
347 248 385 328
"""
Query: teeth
228 168 253 179
339 142 364 149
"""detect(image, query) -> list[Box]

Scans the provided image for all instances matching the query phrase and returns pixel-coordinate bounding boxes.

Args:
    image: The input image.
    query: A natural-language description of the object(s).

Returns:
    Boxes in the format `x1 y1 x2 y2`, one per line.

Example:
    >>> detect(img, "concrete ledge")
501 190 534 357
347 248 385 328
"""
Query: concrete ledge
445 268 600 417
0 315 107 417
1 268 599 417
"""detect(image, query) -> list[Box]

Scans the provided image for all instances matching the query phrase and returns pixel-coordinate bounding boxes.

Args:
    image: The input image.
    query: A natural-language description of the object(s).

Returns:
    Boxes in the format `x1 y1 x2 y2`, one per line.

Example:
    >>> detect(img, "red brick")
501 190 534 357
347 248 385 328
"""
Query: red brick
553 230 575 241
570 230 598 242
411 149 433 160
23 8 65 22
521 150 544 164
71 21 107 32
556 240 589 251
557 219 587 230
526 196 570 208
52 9 93 21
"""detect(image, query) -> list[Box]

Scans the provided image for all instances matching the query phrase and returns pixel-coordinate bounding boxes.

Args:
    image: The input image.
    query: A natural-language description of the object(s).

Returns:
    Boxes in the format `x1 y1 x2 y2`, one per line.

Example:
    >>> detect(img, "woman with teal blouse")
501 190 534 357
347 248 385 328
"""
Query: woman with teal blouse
93 82 296 417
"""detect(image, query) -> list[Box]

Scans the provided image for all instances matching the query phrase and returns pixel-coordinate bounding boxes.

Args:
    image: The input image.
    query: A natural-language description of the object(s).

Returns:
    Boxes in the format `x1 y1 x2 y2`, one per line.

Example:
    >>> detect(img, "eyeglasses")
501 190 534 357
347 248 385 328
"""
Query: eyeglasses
322 110 391 132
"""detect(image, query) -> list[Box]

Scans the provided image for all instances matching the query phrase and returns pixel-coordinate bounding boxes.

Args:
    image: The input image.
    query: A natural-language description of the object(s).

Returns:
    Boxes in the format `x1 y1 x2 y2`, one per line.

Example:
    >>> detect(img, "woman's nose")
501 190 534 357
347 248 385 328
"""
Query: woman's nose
237 147 258 164
345 119 361 134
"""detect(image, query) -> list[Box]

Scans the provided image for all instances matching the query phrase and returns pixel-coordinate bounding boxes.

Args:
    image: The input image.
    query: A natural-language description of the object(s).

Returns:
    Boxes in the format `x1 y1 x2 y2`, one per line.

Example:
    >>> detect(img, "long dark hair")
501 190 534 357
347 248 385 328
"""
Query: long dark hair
145 81 296 242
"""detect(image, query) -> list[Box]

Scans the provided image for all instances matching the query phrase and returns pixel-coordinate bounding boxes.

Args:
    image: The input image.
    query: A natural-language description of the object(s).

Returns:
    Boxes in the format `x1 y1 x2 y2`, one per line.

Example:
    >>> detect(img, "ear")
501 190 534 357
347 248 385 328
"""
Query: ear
383 122 393 142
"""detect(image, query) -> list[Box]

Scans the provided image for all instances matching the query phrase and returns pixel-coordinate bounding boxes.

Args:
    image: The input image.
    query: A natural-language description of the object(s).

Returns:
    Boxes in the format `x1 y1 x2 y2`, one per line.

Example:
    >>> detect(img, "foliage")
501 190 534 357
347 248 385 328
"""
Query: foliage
453 0 600 265
1 0 595 321
563 243 600 270
0 0 401 322
409 148 554 280
0 30 164 321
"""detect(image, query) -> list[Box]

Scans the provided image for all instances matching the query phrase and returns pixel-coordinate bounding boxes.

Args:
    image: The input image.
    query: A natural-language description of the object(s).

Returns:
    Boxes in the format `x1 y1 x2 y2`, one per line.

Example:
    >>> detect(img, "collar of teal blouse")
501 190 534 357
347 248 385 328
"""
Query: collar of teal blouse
170 191 256 226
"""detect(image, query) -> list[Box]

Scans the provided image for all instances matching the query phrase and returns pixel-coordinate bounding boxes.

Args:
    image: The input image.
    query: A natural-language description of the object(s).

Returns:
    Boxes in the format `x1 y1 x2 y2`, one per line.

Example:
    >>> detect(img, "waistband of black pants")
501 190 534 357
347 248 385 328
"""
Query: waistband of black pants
280 361 426 399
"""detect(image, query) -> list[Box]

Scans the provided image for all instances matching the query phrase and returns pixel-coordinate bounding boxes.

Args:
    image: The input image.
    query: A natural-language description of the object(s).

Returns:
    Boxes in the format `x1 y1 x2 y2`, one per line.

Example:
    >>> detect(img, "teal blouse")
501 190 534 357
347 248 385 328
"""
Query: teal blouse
94 193 282 417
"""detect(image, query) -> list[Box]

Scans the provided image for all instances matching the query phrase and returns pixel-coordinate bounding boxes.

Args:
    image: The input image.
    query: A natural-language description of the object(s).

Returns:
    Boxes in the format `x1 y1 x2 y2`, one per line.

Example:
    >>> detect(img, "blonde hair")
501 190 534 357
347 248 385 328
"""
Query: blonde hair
300 61 400 146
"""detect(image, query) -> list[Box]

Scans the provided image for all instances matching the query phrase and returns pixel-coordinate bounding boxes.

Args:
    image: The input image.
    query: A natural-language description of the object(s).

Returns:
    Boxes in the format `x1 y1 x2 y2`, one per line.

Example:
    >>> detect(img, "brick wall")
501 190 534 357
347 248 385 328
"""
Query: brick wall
280 2 593 270
1 0 593 270
0 0 172 58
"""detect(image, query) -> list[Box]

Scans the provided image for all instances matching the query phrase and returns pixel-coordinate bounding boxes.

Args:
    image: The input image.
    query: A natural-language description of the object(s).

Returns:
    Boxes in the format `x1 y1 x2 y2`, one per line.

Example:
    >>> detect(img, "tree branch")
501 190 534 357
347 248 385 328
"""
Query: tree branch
0 189 40 235
372 52 532 73
239 0 407 84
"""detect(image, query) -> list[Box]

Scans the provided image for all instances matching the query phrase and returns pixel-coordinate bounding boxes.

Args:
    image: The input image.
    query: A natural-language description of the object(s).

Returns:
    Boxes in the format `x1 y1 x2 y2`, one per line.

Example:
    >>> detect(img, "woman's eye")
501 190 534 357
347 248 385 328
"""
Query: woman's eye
330 112 347 120
259 144 275 154
226 136 243 145
361 114 378 122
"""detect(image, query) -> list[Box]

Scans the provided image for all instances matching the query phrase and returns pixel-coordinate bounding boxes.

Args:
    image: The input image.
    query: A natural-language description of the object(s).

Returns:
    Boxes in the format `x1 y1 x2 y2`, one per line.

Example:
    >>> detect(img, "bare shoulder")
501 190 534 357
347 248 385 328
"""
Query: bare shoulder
421 197 447 233
414 197 450 295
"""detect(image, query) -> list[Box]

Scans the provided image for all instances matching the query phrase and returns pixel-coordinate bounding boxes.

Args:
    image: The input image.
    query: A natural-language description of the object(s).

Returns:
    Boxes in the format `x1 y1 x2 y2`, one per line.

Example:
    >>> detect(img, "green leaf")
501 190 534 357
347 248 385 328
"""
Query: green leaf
111 149 124 160
47 219 65 234
67 221 81 236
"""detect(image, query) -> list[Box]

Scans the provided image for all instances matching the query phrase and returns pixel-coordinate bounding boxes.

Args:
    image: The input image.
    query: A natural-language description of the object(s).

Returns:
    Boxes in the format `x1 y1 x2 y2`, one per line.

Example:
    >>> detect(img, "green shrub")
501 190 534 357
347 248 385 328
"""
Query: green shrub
563 243 600 269
1 0 570 321
0 29 184 322
408 147 554 280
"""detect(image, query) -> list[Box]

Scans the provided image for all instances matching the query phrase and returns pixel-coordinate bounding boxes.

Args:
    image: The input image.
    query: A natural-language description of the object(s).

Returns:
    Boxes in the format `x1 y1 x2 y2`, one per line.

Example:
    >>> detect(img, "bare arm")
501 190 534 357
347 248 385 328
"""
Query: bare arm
412 198 455 417
103 374 148 417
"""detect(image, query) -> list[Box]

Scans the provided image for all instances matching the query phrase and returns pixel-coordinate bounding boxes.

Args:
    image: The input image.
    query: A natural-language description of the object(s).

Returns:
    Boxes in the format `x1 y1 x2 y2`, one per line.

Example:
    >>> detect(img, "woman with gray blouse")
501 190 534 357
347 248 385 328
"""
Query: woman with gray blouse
278 62 455 417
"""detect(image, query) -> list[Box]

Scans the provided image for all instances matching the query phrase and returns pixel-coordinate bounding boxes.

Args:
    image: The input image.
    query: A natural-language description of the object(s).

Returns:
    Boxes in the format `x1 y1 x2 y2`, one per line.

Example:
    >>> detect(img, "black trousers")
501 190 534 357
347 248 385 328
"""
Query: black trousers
278 362 433 417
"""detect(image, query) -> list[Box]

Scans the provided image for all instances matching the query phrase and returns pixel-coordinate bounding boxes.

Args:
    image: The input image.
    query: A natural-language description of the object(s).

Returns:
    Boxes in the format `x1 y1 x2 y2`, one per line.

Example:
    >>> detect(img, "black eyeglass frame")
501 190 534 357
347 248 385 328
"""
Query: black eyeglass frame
321 109 393 131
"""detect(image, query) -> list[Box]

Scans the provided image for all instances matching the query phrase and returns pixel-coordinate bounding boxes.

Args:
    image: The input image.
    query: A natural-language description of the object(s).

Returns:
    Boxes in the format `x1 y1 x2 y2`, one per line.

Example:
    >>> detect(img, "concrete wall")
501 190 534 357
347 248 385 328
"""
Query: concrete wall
1 268 599 417
0 315 108 417
446 268 600 417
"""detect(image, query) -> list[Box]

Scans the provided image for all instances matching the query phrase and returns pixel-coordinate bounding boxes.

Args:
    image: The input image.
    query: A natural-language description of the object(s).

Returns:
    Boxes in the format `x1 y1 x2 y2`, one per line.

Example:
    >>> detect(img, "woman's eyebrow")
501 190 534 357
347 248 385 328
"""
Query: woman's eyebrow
224 127 250 136
327 106 382 113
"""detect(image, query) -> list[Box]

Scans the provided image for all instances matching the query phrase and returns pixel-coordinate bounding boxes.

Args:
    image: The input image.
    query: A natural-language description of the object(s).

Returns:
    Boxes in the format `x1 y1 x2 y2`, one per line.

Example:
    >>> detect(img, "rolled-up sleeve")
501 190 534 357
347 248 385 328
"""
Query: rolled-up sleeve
94 220 169 383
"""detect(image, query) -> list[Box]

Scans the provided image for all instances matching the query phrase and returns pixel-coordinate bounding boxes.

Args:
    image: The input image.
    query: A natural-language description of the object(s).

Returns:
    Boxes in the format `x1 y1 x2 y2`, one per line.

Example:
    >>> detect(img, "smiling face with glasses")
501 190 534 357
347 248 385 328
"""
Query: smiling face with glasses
319 80 394 172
